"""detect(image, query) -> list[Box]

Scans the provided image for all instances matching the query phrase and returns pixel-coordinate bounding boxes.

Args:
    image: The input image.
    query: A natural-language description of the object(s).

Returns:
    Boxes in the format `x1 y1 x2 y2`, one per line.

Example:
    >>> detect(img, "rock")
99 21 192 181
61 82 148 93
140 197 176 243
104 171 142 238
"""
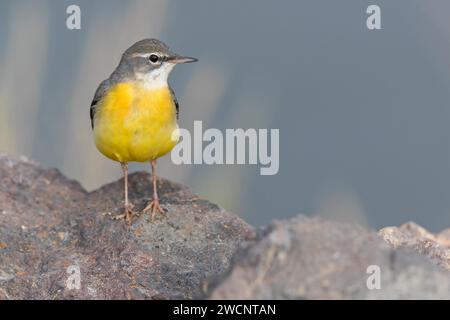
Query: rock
0 154 255 299
208 215 450 299
2 153 450 300
379 222 450 270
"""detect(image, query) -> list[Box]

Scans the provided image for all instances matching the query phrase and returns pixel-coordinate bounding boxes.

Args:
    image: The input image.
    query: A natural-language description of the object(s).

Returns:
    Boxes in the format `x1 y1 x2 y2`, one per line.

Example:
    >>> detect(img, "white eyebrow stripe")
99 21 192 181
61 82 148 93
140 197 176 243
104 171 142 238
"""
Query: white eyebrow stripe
132 53 153 58
132 52 168 59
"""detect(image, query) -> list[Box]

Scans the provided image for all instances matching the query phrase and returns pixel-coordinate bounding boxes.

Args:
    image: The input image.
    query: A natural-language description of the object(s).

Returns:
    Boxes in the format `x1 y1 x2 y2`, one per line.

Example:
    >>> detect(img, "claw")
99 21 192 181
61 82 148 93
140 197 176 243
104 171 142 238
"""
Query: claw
112 203 138 224
143 199 166 221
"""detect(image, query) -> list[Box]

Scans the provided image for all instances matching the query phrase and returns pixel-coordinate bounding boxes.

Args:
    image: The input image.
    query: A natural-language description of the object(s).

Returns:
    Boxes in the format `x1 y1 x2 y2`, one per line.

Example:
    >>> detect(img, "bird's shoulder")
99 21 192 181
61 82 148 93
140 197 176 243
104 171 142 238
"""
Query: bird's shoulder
90 78 115 129
169 86 179 119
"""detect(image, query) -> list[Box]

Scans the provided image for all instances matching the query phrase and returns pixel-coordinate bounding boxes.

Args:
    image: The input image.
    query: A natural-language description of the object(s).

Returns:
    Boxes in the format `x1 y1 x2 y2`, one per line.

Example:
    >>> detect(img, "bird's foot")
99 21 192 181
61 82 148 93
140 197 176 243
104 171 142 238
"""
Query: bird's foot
112 203 138 224
143 198 166 221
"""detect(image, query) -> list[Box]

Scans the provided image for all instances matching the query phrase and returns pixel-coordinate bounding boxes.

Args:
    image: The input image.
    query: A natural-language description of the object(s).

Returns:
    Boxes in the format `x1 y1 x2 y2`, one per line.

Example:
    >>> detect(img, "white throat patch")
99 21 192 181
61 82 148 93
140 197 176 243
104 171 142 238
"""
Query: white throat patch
136 63 175 89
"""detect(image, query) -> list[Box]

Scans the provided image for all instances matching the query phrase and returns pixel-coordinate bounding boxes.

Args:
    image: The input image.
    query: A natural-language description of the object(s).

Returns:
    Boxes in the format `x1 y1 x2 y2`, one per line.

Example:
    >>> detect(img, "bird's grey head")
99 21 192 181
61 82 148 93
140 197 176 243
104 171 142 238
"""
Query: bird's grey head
118 39 197 88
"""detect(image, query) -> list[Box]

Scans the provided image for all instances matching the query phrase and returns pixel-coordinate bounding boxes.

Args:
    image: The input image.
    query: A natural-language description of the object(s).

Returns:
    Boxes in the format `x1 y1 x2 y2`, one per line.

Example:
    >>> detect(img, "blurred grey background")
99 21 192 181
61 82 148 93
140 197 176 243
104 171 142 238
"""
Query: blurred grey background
1 0 450 231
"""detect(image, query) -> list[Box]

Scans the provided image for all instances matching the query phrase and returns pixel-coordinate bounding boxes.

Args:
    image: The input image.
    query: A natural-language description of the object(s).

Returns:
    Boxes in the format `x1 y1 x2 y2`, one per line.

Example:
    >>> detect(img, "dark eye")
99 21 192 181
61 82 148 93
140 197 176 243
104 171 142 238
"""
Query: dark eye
149 54 159 63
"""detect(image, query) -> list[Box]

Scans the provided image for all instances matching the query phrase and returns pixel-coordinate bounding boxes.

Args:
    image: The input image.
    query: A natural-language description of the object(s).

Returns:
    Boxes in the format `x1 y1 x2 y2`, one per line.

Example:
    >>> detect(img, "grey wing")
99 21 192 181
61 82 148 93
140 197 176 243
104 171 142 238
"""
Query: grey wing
90 79 111 129
169 86 180 119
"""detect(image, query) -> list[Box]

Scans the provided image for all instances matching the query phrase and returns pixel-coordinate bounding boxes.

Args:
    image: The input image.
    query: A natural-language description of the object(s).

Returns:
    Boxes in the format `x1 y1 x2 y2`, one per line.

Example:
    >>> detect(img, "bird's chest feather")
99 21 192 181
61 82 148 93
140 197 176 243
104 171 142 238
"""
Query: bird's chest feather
104 83 175 126
93 82 179 162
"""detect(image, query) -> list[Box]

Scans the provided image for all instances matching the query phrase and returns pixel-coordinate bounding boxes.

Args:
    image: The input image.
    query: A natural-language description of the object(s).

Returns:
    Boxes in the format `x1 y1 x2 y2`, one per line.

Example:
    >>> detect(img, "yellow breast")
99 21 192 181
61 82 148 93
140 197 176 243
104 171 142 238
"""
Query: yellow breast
93 82 179 163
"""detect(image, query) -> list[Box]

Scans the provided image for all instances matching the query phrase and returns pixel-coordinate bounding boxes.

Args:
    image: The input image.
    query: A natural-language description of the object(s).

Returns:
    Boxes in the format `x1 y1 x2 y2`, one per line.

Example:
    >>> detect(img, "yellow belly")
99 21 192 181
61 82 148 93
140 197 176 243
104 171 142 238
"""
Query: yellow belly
93 82 179 163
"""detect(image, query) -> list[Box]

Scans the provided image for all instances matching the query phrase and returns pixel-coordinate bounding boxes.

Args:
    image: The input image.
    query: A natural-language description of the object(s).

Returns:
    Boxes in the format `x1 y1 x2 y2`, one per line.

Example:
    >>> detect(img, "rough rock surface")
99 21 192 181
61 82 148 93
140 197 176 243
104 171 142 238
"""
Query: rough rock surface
0 154 255 299
2 154 450 300
379 222 450 270
208 216 450 299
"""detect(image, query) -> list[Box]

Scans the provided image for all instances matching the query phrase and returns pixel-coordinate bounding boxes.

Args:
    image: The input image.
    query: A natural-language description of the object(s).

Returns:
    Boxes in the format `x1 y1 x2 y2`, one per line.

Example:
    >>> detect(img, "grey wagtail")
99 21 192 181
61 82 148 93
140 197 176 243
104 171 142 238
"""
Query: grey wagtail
90 39 197 223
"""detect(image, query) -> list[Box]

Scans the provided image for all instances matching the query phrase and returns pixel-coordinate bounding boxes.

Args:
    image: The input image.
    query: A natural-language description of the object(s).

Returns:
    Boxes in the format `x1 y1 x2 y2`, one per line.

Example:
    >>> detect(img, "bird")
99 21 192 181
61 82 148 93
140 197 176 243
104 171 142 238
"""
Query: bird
90 39 197 223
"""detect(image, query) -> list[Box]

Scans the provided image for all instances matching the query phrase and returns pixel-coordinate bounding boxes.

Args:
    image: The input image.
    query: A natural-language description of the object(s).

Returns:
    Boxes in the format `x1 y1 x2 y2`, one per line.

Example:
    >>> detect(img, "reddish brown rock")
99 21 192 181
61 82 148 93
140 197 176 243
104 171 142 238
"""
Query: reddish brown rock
2 154 450 300
208 216 450 299
0 154 255 299
379 222 450 270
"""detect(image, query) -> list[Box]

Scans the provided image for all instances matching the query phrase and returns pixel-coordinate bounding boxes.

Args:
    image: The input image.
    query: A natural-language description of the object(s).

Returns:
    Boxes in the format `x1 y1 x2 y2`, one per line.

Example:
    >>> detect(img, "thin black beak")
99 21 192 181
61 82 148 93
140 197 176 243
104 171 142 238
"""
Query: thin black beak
167 55 198 64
